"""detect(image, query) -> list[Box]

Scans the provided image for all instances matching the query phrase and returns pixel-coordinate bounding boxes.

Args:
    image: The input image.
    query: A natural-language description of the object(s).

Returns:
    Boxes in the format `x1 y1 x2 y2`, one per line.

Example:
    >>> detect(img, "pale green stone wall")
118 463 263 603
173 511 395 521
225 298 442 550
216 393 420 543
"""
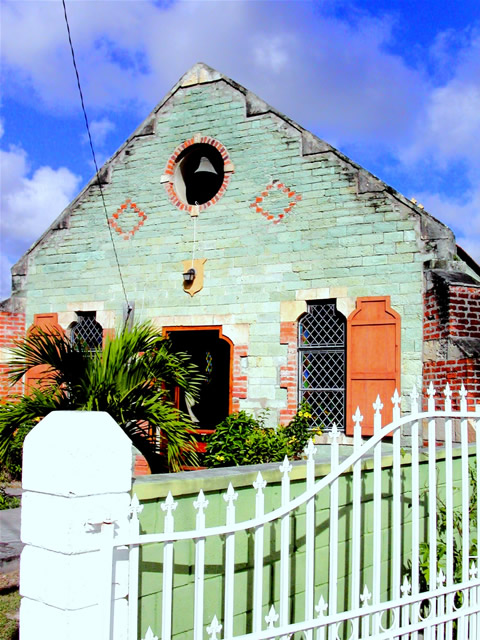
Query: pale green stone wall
132 448 472 639
20 78 437 419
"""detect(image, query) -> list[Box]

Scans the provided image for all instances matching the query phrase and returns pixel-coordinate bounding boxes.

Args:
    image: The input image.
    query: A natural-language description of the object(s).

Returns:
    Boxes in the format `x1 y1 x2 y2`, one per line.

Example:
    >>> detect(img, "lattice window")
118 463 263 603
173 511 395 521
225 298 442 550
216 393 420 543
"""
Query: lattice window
298 301 346 431
71 312 103 352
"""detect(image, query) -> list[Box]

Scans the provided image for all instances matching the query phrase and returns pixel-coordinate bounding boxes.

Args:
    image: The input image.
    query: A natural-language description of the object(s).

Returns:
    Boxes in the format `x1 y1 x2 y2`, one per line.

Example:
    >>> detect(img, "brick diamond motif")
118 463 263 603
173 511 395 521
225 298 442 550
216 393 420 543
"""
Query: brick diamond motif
109 198 147 240
250 181 302 224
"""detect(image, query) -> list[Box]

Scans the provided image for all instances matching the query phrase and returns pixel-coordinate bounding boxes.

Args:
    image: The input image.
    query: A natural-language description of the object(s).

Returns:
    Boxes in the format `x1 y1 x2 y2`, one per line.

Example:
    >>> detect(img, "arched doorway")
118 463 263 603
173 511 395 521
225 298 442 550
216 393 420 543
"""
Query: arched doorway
164 327 232 429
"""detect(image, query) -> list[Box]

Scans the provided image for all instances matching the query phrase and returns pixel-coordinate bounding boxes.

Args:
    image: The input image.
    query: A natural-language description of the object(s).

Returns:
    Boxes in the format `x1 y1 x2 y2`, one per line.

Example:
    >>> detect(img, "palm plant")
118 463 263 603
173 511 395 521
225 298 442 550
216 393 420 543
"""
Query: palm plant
0 322 203 472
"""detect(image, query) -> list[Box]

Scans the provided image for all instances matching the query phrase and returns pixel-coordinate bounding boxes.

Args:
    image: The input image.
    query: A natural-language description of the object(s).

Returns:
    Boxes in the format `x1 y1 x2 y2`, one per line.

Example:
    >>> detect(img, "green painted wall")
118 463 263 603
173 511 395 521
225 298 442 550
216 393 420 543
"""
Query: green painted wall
16 66 458 421
132 447 473 639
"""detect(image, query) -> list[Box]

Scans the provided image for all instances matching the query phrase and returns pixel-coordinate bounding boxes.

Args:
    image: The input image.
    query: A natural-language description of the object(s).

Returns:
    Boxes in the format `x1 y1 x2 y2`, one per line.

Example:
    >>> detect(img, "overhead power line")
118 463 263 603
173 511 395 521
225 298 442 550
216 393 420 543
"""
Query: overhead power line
61 0 131 319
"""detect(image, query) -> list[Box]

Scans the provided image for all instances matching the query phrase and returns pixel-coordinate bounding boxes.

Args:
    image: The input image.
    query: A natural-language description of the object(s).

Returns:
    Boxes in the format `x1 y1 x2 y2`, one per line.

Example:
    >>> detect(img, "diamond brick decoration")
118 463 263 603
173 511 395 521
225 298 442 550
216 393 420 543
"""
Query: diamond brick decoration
108 198 147 240
250 181 302 224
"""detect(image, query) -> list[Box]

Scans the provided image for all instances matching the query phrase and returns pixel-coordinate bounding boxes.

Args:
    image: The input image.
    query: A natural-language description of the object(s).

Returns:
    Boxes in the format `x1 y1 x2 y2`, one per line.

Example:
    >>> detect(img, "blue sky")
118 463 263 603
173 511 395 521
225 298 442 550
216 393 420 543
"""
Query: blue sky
1 0 479 299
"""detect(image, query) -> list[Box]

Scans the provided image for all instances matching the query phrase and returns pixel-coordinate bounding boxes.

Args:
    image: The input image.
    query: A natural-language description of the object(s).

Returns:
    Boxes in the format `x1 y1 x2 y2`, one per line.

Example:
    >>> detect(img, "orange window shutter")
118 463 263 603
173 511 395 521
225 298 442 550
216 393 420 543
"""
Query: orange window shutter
25 313 64 392
102 328 115 349
346 297 400 436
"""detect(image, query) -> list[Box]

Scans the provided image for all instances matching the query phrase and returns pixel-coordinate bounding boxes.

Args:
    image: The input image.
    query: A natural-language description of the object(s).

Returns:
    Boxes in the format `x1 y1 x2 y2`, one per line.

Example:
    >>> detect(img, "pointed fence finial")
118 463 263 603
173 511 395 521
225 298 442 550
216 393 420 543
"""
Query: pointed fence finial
142 627 158 640
460 383 468 412
304 437 316 459
253 471 267 493
353 407 363 429
193 489 209 515
206 615 222 640
315 595 328 617
373 395 383 433
161 491 178 515
391 388 401 406
391 389 401 421
400 576 411 597
353 407 363 447
360 584 371 607
437 570 446 587
279 456 292 476
129 494 144 521
265 605 279 629
444 382 452 412
373 395 383 414
470 561 478 579
410 385 419 414
329 423 340 441
223 483 238 505
427 382 436 412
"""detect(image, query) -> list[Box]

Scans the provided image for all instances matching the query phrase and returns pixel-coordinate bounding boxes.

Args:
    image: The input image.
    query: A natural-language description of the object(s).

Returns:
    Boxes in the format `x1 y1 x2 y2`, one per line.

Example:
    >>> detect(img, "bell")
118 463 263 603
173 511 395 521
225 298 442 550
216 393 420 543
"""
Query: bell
194 156 217 175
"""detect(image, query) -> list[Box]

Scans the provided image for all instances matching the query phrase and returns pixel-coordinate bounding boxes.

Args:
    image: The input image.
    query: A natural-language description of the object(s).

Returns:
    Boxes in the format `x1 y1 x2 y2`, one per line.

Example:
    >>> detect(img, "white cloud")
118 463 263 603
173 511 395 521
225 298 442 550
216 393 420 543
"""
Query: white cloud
0 253 14 303
0 1 426 144
0 144 81 299
1 1 479 270
415 187 480 264
83 118 116 148
401 29 480 166
253 36 293 74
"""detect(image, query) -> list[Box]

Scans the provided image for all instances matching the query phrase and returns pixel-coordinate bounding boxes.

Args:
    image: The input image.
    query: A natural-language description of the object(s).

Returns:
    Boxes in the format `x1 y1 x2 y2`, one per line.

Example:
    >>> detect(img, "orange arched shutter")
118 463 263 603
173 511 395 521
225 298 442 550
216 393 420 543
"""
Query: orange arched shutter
102 328 115 349
346 297 400 435
25 313 64 392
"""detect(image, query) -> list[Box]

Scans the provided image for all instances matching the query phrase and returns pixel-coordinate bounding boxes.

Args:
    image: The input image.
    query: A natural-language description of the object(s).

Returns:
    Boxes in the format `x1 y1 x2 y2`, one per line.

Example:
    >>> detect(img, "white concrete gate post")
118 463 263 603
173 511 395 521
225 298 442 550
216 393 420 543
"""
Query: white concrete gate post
20 411 133 640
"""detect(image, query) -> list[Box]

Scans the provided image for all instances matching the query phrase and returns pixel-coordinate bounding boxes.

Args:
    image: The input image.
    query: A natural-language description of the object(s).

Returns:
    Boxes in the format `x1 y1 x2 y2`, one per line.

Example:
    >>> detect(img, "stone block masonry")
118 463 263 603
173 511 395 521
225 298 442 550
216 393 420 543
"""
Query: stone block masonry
6 63 469 426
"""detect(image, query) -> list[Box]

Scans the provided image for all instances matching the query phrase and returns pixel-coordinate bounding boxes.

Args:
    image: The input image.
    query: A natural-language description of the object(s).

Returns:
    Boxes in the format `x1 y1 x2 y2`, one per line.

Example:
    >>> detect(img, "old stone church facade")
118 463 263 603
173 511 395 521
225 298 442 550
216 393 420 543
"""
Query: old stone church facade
2 63 479 435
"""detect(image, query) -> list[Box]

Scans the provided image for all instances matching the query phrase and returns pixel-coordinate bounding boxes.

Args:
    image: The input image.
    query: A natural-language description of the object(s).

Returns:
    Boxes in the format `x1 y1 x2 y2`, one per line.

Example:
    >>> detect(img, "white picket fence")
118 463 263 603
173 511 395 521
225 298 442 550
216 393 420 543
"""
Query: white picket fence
89 383 479 639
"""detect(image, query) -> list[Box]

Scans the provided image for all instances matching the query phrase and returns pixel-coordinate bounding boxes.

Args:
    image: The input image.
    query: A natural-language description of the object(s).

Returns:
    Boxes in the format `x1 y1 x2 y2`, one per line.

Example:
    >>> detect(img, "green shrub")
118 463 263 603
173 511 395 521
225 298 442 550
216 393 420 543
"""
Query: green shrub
205 404 318 468
204 411 263 467
0 487 20 511
0 423 31 484
418 465 477 588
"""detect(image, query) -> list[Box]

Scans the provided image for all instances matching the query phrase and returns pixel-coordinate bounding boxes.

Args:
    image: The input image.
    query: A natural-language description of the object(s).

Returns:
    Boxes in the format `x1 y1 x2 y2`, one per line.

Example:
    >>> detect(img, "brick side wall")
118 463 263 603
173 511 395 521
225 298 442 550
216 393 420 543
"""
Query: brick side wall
448 285 480 339
0 311 25 400
423 359 480 410
423 289 448 342
423 284 480 409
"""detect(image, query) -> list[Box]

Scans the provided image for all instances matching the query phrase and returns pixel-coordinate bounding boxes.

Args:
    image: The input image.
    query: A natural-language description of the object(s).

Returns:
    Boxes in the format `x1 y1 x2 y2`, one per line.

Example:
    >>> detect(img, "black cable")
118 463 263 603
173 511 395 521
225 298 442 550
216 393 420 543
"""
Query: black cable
61 0 132 322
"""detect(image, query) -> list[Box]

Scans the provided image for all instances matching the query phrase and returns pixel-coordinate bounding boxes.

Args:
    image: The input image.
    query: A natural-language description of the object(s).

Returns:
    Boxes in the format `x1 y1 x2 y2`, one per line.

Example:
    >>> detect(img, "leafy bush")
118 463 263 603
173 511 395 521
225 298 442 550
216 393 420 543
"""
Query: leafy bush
204 411 264 467
405 464 478 637
418 465 477 588
0 487 20 511
0 323 203 473
205 404 318 468
1 424 31 482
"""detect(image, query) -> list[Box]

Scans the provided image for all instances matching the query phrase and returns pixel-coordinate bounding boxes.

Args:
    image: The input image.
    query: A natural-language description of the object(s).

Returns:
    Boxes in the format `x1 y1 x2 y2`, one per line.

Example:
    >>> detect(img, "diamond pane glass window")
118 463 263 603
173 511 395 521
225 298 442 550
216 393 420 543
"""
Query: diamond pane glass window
71 312 103 352
298 301 346 431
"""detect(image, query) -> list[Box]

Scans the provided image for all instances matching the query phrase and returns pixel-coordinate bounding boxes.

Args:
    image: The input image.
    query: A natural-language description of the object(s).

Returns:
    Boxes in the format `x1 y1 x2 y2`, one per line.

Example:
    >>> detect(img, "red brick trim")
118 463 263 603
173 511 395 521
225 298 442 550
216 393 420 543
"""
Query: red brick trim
108 198 147 240
0 311 26 400
133 454 150 476
232 344 248 412
279 321 298 424
164 136 233 214
249 181 302 224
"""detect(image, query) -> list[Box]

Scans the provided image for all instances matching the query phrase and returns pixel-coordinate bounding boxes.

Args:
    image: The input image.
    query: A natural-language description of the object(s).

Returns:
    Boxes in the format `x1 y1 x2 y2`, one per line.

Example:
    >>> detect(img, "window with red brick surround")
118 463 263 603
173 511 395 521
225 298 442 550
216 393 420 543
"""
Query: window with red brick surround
163 137 234 214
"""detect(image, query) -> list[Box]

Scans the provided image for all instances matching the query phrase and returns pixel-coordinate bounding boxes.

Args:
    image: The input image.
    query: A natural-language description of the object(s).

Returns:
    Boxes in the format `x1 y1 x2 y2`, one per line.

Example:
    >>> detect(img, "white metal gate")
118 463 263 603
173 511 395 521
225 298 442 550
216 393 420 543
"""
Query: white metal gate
109 383 480 639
